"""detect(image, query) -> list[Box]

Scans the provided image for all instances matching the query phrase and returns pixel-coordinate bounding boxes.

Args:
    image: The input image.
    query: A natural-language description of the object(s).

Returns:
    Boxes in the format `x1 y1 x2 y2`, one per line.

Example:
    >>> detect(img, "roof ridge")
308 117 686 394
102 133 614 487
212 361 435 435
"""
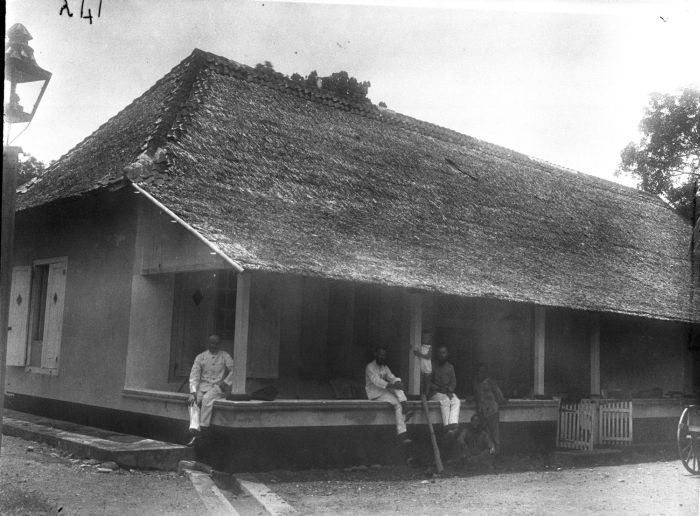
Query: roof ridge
193 51 631 189
192 50 685 209
22 48 689 228
189 50 532 153
121 51 212 187
33 51 203 184
379 106 688 215
143 49 209 154
524 151 689 220
196 49 379 116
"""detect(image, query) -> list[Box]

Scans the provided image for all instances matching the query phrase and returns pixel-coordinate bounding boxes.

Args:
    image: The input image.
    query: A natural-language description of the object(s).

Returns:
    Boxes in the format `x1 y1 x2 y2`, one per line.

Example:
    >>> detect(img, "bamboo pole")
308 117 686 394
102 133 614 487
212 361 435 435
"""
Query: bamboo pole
420 394 443 473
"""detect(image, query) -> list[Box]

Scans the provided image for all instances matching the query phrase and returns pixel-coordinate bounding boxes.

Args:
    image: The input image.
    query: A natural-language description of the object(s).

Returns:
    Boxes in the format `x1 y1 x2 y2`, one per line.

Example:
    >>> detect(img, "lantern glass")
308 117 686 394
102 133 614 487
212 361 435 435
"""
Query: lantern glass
4 23 52 125
4 79 47 124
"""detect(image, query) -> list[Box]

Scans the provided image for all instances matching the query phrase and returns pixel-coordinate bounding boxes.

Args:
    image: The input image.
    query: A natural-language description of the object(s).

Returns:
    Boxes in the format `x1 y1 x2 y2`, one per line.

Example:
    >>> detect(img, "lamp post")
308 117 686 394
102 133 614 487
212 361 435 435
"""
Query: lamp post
4 24 52 125
1 23 51 449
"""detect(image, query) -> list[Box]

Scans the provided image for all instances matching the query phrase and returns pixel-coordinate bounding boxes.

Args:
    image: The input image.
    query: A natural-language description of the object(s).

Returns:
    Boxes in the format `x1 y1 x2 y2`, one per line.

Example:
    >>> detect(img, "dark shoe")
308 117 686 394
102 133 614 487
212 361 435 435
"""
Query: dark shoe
445 424 458 437
186 428 200 447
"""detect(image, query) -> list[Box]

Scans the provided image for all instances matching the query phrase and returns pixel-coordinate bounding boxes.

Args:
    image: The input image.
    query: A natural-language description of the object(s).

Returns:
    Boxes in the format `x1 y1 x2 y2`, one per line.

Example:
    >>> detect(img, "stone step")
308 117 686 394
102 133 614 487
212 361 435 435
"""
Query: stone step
2 409 193 471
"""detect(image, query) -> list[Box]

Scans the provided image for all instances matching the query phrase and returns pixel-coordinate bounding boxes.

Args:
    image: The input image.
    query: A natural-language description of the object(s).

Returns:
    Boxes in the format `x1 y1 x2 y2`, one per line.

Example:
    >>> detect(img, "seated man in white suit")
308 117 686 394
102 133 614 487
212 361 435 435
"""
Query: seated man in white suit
187 333 234 446
365 346 413 445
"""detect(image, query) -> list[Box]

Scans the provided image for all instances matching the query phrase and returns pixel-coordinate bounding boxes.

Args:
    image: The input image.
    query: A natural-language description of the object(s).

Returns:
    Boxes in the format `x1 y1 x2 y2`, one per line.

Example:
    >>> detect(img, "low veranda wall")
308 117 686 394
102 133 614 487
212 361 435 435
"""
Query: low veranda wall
5 391 691 471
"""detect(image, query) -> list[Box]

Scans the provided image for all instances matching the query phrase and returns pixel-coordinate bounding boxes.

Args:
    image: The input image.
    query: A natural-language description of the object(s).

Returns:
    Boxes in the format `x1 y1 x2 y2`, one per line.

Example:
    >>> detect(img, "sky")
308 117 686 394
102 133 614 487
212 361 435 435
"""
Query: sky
5 0 700 187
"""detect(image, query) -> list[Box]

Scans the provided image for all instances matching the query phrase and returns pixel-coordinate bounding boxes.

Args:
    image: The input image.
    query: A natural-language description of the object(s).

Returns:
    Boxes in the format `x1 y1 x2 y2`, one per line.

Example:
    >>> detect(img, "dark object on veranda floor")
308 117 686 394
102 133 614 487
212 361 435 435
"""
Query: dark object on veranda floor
251 385 279 401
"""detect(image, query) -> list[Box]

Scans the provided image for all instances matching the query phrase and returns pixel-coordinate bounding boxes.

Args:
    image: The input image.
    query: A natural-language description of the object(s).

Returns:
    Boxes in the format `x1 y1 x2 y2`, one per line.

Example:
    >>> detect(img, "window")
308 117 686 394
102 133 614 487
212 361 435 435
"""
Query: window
7 258 67 372
169 270 237 380
28 264 49 367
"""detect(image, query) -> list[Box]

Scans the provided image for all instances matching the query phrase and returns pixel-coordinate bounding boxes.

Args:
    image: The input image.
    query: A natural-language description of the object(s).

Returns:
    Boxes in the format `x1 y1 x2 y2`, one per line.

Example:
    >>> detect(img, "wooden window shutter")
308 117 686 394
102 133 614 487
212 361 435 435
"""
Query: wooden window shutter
7 266 32 366
41 261 67 370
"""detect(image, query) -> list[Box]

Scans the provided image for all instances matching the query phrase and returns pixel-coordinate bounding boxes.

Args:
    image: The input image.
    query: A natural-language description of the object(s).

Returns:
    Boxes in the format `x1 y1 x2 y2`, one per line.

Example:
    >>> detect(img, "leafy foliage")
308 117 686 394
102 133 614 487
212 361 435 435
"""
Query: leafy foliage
17 154 47 187
254 61 285 82
618 87 700 221
319 71 370 102
255 62 371 103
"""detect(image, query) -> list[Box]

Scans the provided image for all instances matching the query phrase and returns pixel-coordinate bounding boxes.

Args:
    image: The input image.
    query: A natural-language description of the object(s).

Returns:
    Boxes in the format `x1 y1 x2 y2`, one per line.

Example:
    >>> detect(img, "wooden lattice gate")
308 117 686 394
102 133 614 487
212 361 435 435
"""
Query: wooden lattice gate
598 400 633 446
557 399 633 450
556 400 596 450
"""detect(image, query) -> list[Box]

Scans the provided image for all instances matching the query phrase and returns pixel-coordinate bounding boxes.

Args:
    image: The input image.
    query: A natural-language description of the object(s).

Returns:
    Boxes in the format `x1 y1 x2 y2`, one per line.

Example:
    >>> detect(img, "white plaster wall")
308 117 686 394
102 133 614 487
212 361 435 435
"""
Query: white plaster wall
124 274 175 391
6 191 137 408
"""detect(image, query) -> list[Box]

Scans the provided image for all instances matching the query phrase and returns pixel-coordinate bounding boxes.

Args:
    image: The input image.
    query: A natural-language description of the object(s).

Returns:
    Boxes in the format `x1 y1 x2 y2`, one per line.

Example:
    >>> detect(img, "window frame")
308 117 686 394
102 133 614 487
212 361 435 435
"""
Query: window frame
168 269 237 382
24 256 68 376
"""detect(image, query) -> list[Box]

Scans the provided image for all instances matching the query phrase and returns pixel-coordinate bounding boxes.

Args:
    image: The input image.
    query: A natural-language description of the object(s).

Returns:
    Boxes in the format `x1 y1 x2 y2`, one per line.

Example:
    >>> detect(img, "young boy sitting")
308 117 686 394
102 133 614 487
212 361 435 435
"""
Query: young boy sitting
456 414 496 471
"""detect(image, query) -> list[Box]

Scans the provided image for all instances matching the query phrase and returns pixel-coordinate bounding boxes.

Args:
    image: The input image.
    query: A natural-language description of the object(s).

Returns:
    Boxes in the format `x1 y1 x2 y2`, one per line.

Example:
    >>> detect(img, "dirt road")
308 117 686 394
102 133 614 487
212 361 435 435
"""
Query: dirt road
262 460 700 515
0 435 199 515
3 432 699 515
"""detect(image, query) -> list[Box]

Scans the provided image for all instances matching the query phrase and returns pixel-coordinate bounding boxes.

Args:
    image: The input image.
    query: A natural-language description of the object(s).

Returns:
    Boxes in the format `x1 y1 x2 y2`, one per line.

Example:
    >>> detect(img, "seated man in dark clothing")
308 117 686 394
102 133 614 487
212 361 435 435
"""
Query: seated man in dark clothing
456 414 496 471
474 363 506 454
428 344 460 436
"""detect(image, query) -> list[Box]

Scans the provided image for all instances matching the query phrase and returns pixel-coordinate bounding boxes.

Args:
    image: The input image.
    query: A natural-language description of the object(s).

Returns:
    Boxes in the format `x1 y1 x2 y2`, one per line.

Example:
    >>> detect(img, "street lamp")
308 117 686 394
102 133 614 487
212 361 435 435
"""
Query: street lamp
1 23 51 450
4 23 52 125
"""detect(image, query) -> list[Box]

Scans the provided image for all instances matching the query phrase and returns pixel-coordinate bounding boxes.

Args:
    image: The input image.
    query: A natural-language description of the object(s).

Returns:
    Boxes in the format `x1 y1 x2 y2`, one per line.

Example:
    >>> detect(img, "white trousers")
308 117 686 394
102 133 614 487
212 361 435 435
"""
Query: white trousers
188 386 225 431
372 389 408 434
431 392 461 426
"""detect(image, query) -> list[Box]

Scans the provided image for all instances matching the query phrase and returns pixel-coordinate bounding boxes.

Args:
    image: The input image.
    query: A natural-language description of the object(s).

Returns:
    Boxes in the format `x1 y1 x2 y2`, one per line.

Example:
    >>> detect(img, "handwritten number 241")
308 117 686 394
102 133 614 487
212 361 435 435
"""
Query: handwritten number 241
60 0 103 24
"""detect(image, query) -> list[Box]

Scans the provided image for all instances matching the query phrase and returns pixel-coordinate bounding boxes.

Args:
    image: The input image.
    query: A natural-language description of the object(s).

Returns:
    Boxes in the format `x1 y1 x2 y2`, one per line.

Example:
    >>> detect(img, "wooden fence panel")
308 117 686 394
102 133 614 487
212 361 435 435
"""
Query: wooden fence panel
557 401 594 450
558 399 632 449
599 400 633 446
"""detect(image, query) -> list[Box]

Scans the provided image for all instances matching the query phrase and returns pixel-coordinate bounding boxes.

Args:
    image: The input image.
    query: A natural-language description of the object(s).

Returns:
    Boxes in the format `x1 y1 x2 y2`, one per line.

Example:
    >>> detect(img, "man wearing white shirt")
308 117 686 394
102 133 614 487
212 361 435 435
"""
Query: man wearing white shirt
365 346 413 444
187 333 234 446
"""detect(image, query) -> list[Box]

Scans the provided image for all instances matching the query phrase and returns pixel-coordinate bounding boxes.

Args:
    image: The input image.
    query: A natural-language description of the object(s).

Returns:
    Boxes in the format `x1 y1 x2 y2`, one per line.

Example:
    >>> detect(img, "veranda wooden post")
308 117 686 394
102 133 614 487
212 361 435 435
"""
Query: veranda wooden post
231 271 251 394
534 306 546 396
408 292 422 396
590 313 601 396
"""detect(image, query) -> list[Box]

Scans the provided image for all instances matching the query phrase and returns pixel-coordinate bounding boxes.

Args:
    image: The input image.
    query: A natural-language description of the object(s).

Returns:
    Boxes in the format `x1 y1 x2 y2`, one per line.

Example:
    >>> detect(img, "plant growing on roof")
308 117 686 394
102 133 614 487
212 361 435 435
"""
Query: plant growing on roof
617 87 700 222
254 60 286 82
320 71 371 102
256 62 372 102
303 70 321 90
17 153 47 187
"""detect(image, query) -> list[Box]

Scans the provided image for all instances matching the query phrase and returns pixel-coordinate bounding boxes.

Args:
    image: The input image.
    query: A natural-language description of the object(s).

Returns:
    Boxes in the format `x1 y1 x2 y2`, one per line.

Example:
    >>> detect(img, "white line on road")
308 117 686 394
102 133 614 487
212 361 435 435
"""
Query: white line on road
184 468 240 516
235 473 297 515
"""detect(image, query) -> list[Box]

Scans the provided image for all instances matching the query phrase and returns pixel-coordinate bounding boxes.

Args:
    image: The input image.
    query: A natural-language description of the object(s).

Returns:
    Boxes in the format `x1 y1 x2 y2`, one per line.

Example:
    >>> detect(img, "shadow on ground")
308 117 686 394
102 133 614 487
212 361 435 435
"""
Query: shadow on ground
254 443 680 485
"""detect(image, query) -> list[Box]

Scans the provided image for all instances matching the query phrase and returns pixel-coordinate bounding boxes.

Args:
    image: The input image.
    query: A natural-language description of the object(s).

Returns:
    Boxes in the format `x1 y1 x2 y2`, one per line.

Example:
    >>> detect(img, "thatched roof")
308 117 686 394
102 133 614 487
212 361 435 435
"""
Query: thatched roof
18 49 697 322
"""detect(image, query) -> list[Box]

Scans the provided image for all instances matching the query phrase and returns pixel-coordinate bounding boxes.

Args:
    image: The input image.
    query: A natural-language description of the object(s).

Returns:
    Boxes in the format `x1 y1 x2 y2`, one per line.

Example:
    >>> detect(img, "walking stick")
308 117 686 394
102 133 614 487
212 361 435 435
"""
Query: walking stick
420 394 444 473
